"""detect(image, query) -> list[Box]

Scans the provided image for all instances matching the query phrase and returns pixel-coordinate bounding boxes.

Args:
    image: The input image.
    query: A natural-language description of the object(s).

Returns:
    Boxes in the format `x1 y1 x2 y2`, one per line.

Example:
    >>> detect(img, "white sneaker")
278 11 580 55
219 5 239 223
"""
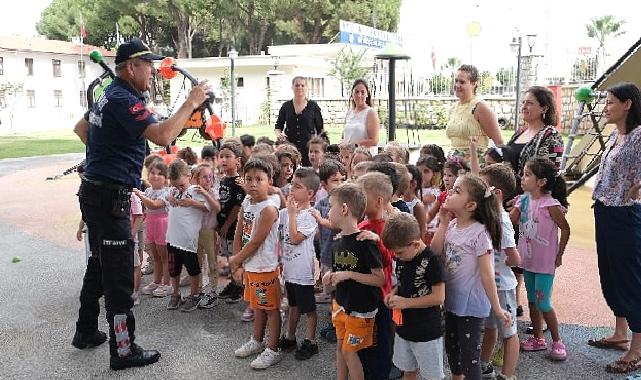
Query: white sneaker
141 282 159 295
153 284 172 298
235 337 264 358
250 348 282 369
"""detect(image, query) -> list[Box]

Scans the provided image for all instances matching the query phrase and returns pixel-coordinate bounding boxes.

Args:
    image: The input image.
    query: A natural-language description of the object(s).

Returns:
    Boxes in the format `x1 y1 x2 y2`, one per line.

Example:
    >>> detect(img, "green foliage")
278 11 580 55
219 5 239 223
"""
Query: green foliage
496 67 515 88
586 15 625 49
478 70 493 94
428 73 452 96
327 47 372 97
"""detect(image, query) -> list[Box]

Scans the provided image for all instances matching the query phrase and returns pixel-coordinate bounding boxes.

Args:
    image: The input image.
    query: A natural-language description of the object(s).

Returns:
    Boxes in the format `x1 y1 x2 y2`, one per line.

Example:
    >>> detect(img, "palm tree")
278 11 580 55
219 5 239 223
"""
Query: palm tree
586 15 626 70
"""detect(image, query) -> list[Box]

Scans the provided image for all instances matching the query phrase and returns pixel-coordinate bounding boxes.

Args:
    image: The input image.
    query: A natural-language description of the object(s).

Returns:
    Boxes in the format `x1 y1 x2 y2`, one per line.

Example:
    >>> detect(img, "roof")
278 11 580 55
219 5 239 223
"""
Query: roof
593 36 641 90
0 35 115 57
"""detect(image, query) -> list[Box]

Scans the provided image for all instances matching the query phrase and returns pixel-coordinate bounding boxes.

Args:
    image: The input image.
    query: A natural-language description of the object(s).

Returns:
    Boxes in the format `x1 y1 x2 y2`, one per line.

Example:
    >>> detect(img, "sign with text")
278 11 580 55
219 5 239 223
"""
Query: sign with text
339 20 403 49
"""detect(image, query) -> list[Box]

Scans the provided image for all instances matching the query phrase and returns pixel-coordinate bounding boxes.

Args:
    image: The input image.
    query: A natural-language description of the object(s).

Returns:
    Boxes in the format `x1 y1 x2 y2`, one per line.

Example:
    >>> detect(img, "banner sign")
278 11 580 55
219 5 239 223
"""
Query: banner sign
339 20 403 49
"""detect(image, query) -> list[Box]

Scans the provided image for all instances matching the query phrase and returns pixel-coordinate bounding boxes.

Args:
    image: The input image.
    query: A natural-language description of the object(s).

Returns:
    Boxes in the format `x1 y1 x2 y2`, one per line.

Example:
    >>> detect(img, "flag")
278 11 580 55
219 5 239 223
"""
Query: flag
80 14 87 38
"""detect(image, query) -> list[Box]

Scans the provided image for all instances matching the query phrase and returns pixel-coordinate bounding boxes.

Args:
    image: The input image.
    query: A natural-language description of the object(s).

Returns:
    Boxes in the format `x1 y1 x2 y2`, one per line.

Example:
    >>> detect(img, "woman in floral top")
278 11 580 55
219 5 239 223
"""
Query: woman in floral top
590 82 641 375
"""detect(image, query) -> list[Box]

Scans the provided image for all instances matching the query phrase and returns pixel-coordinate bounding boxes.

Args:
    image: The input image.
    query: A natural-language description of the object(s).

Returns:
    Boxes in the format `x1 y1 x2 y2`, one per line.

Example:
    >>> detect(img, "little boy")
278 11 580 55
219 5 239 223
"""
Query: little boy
230 159 282 369
479 164 521 380
240 134 255 159
322 183 385 380
368 162 411 214
308 136 327 172
216 140 246 302
277 167 321 360
382 213 446 380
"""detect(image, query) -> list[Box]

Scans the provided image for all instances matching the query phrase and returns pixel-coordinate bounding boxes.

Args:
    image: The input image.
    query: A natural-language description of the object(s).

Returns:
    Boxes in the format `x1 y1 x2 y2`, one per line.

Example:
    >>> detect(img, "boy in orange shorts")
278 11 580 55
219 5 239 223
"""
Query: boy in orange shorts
229 158 282 369
322 183 385 380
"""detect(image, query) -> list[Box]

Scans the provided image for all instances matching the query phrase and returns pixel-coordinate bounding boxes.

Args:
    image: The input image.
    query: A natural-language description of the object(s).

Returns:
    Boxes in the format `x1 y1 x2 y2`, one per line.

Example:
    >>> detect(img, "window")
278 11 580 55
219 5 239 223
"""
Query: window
236 77 244 87
0 57 3 75
53 59 62 77
25 58 33 76
304 77 325 98
78 60 85 78
26 90 35 108
79 90 87 108
53 90 63 107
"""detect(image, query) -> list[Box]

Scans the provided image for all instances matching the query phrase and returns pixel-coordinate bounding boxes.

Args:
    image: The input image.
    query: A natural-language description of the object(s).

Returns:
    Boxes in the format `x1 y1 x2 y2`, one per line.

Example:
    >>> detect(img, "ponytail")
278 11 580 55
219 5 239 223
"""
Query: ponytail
526 157 569 208
461 174 503 250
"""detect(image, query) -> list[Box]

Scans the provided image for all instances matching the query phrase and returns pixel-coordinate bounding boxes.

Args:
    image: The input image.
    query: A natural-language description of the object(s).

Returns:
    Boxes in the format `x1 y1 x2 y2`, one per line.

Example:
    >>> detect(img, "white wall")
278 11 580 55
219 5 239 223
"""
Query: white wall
0 50 114 134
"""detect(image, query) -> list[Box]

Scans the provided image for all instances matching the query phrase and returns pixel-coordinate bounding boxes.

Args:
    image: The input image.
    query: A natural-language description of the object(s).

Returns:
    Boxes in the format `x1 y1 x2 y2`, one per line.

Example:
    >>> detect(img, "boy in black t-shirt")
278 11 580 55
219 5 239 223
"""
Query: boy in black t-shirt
322 183 385 380
216 140 246 302
382 213 446 380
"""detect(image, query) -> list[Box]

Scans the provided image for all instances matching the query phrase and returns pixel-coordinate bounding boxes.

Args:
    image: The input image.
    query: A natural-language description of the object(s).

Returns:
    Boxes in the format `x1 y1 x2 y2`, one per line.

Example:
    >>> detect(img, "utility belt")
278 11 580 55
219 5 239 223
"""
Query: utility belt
81 178 132 219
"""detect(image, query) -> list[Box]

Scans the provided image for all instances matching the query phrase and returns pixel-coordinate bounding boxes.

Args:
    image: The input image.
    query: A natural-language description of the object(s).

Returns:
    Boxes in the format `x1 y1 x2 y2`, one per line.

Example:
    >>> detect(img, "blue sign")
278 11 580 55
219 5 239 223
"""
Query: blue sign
339 20 402 49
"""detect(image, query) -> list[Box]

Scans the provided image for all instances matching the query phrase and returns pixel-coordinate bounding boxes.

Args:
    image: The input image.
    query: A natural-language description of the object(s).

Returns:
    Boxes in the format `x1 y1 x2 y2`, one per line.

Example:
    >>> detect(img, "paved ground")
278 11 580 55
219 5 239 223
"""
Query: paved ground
0 154 638 379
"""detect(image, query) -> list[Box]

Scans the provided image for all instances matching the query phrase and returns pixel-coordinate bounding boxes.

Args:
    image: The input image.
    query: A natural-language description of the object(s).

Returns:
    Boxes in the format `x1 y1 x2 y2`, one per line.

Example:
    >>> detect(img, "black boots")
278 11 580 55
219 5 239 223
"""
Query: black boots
109 344 161 370
71 330 107 349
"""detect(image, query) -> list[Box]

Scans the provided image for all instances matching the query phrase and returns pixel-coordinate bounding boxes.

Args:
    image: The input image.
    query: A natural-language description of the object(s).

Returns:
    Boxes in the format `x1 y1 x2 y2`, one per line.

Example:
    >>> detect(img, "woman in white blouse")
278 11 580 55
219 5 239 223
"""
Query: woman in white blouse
342 79 380 156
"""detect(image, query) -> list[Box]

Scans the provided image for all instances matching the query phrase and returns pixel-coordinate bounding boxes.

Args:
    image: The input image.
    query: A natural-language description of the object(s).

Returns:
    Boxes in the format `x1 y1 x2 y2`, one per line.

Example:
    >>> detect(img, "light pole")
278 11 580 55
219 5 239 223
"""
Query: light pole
229 47 238 136
510 36 522 129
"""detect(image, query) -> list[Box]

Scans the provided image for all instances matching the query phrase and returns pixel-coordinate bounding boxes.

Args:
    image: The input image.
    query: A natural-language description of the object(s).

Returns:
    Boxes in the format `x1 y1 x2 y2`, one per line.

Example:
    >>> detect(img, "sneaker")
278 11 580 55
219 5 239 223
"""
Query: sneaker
219 281 242 302
516 305 524 317
241 307 255 322
167 294 182 310
492 344 504 367
198 292 219 309
278 337 297 352
319 324 337 343
294 339 317 360
521 337 547 352
181 294 201 312
235 337 264 358
482 362 496 379
250 347 282 369
132 291 141 306
141 282 159 295
549 340 567 361
152 284 172 298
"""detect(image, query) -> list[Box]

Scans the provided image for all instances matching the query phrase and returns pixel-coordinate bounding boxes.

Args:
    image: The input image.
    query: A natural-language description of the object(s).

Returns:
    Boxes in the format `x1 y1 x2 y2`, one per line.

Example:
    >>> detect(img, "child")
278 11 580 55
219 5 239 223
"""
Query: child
368 162 410 214
308 136 327 172
201 144 219 166
275 144 301 195
351 147 373 167
177 146 198 166
130 192 144 306
419 144 446 165
338 142 356 174
322 183 385 380
404 164 427 244
240 134 256 158
478 164 522 380
165 159 210 312
510 157 570 361
230 159 282 369
430 174 511 380
134 162 171 298
426 160 467 225
484 146 504 166
277 167 321 360
193 163 222 309
384 141 409 164
351 161 372 181
356 172 397 380
382 213 446 380
216 140 246 302
416 155 442 243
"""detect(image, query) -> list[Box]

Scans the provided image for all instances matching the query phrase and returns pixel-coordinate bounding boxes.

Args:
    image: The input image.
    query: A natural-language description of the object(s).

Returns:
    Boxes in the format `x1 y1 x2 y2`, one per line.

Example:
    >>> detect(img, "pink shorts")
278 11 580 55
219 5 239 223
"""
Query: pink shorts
144 213 168 245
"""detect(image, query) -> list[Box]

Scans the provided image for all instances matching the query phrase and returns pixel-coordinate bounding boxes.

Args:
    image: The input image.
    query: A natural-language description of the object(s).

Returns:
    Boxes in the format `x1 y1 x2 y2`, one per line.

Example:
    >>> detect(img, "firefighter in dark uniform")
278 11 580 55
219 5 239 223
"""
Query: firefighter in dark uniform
72 38 209 370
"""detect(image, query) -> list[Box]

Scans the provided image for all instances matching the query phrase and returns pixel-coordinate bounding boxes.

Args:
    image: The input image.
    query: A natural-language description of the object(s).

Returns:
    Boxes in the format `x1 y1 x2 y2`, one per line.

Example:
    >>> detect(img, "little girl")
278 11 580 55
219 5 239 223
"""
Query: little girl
193 163 222 309
427 159 468 225
510 157 570 361
431 174 511 380
134 161 171 298
403 164 427 243
416 155 442 243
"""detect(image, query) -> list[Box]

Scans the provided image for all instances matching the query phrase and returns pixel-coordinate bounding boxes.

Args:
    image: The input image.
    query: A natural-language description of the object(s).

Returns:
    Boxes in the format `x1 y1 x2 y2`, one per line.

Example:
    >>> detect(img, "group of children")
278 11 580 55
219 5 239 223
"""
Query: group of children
78 132 573 379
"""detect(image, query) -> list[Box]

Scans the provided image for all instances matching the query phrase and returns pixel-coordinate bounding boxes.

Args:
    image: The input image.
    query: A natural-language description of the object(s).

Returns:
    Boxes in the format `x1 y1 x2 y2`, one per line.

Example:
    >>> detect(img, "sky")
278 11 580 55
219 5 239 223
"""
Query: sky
1 0 640 79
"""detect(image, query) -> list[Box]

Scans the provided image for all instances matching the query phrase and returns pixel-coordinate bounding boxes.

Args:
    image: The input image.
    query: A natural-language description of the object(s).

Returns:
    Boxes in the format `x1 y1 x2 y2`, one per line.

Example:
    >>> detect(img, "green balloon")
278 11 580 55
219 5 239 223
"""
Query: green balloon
11 256 21 263
575 86 593 102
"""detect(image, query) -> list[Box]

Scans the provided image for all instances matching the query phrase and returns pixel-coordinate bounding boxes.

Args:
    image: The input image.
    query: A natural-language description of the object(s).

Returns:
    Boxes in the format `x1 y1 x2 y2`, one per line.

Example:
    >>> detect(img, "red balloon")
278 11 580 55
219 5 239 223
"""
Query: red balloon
159 57 177 80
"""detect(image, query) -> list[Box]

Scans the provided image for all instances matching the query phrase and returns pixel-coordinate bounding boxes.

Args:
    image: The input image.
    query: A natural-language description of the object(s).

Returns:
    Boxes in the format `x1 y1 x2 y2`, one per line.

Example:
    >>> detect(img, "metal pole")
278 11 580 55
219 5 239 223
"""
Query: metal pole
231 57 236 137
388 59 396 142
513 37 522 130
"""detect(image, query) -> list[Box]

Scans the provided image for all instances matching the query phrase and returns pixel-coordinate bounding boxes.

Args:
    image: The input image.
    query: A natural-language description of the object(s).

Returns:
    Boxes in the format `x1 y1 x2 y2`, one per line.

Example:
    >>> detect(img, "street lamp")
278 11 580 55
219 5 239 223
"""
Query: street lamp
510 36 522 129
229 47 238 136
375 43 410 143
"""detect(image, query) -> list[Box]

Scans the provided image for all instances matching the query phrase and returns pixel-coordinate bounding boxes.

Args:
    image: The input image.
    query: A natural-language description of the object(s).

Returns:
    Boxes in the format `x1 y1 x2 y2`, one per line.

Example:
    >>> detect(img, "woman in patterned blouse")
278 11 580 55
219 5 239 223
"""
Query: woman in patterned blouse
590 82 641 374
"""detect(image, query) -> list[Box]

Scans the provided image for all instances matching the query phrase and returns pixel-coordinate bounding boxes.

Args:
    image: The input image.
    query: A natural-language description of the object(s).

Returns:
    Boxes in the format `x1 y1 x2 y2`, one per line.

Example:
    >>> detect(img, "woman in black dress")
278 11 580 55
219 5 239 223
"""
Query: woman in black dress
275 76 324 167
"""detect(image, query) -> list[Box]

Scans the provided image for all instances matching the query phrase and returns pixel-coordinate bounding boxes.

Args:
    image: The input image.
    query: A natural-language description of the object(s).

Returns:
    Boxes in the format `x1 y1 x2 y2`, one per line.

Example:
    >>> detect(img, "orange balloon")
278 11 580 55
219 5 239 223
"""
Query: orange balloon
159 57 177 80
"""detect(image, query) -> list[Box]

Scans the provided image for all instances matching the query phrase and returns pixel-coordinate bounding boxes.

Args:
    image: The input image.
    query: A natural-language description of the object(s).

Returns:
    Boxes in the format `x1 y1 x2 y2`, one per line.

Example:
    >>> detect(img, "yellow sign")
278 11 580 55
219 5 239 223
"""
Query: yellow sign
467 22 481 37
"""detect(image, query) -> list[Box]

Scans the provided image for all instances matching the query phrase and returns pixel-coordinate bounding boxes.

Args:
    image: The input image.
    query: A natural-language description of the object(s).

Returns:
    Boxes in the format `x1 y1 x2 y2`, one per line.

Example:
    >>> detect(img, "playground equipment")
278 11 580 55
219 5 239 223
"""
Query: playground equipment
559 37 641 194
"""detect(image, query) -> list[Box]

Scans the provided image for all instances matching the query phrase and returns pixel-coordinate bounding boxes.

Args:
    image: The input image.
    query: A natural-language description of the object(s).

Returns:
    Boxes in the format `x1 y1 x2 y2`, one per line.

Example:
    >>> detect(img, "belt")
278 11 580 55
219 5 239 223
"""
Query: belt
83 178 132 191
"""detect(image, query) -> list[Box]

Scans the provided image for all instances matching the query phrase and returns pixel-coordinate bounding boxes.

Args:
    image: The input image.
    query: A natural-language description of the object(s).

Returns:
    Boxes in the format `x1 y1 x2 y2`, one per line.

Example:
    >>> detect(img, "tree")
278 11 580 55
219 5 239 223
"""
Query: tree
441 57 461 72
0 81 25 133
586 15 625 69
327 47 371 97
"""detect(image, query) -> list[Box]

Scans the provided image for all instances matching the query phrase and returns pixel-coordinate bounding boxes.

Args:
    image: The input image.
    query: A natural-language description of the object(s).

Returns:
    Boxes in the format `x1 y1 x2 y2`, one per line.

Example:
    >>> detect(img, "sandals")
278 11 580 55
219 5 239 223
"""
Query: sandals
606 357 641 374
587 337 630 351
